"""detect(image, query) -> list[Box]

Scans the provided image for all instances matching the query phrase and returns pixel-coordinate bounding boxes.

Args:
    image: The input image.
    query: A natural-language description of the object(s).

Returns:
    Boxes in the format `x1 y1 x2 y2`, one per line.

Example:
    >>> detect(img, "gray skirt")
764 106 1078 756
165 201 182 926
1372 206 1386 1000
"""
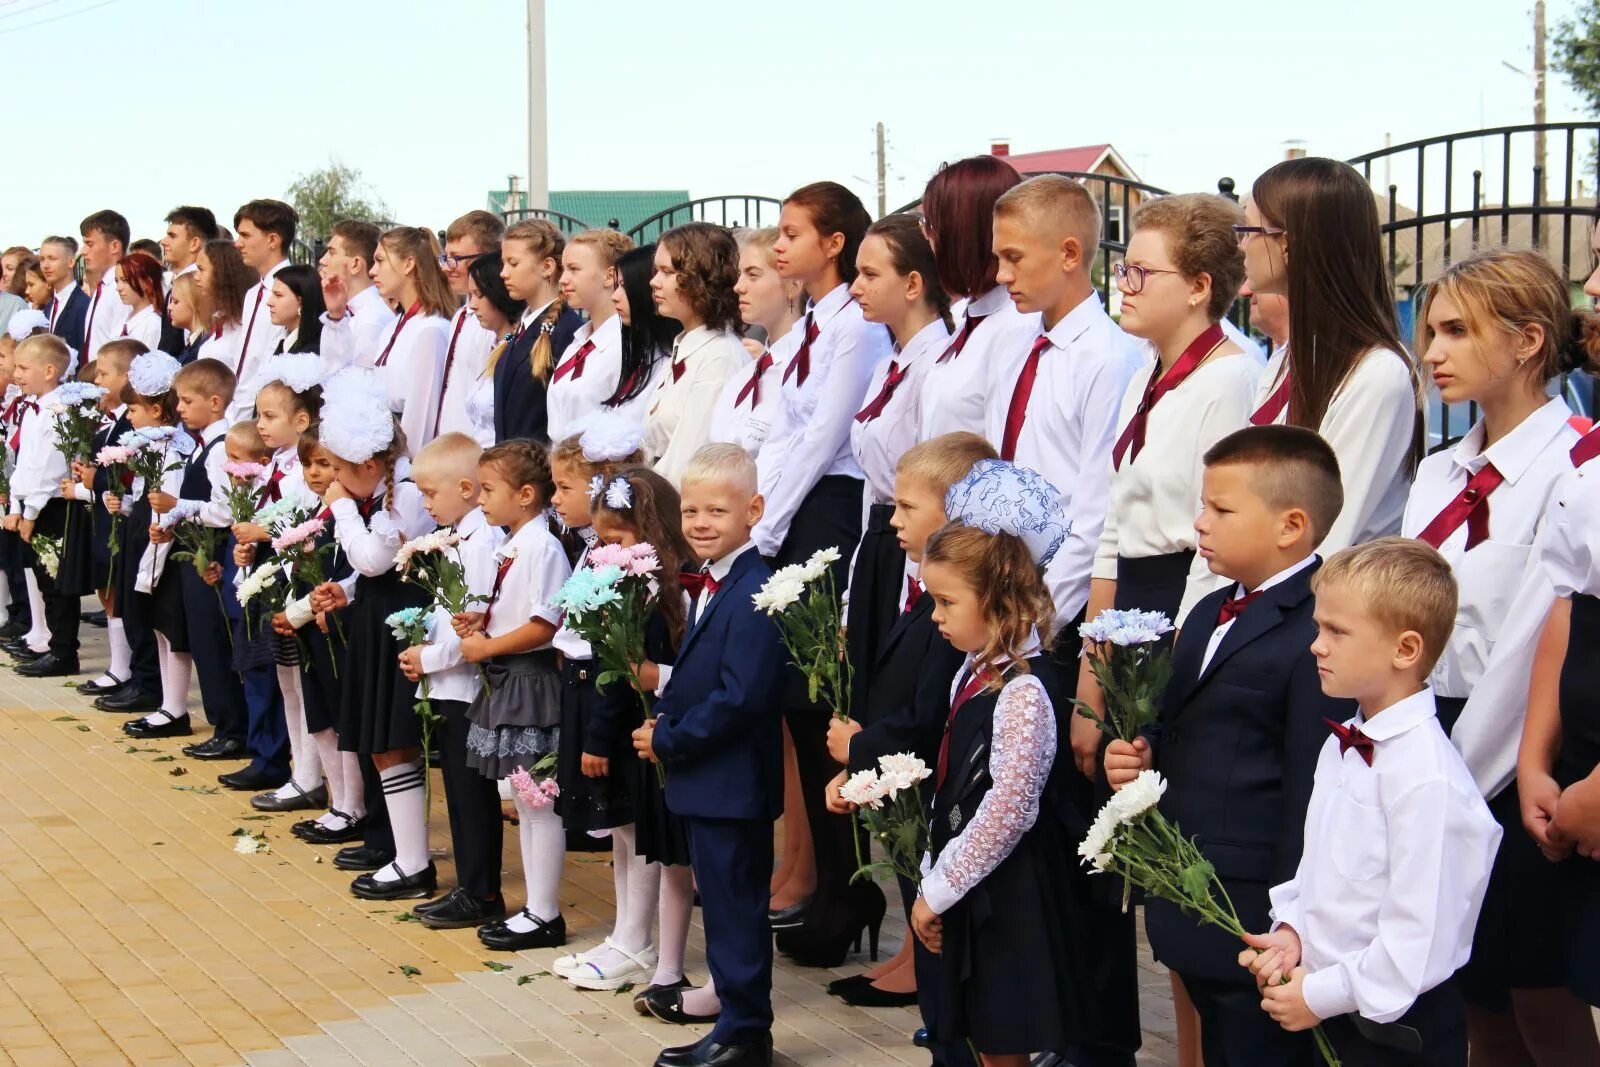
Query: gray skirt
465 650 562 780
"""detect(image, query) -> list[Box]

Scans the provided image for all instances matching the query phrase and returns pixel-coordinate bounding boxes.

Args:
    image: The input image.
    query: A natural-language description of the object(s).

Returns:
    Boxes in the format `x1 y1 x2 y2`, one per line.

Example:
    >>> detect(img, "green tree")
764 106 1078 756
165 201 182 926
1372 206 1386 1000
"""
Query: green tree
285 160 390 242
1554 3 1600 113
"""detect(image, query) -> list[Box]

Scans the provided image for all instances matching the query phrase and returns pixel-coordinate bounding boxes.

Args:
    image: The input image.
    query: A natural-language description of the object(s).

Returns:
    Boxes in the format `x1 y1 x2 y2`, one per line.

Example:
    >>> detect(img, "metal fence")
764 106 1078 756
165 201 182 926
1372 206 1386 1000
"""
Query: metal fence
624 196 783 244
499 208 593 236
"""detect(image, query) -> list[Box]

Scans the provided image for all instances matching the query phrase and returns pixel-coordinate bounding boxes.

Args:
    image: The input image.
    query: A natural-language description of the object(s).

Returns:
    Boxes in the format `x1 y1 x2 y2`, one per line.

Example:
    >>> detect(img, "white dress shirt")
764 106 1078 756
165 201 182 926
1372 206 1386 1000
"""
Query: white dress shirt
319 284 398 370
1199 553 1319 673
1538 446 1600 598
644 325 745 488
196 322 239 370
81 272 131 365
918 285 1037 442
547 314 624 443
9 384 68 519
852 316 950 508
47 281 76 334
1402 398 1578 799
227 259 289 422
462 344 502 449
119 304 162 351
984 292 1144 626
1094 349 1260 626
709 325 796 456
330 480 435 582
416 507 505 703
133 437 189 592
373 310 450 456
1269 687 1499 1024
433 305 497 444
1254 346 1420 554
482 515 571 642
754 286 893 556
656 539 761 695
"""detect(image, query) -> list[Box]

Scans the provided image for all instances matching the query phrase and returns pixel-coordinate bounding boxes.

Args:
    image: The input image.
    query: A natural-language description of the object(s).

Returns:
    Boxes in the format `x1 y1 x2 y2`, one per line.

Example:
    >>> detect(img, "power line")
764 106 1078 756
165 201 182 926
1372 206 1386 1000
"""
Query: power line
0 0 119 33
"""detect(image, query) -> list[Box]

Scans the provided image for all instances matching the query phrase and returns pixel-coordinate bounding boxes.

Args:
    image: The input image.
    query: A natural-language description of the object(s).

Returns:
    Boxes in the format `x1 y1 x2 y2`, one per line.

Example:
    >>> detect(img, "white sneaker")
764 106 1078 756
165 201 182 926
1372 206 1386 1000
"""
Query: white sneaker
566 942 658 991
552 945 602 979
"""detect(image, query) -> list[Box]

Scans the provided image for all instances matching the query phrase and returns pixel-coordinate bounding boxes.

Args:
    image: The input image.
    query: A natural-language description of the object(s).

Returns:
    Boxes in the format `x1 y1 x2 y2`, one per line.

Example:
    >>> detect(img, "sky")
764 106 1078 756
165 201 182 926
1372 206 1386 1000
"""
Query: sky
0 0 1589 243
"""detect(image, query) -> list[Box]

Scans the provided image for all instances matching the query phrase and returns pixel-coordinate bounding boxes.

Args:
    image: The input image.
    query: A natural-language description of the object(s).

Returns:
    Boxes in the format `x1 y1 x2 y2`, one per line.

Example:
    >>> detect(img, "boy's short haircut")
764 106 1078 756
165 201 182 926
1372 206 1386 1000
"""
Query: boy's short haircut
130 238 163 261
1313 537 1457 676
330 220 381 266
165 206 219 242
173 357 238 406
445 210 507 252
413 431 484 482
95 338 147 375
79 209 131 250
41 235 79 258
896 432 1000 496
233 199 299 249
993 174 1102 261
1203 425 1344 546
682 442 758 496
16 333 71 374
226 419 270 458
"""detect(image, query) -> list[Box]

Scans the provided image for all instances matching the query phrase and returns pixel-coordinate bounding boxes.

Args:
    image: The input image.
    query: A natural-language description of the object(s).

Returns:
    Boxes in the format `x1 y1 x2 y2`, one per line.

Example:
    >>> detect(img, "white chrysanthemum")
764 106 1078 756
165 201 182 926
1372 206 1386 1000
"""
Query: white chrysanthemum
128 351 183 397
1077 806 1118 872
604 478 632 510
579 411 644 463
256 352 327 395
752 571 806 615
806 546 841 573
1081 608 1174 647
319 394 394 464
1108 770 1167 823
838 769 887 809
876 753 931 791
6 308 47 342
235 562 278 606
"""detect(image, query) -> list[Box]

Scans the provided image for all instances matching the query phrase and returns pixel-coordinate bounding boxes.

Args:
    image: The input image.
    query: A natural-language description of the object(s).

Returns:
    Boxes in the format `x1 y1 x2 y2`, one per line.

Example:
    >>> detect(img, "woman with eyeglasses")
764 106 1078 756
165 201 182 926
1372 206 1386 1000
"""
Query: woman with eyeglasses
1240 156 1425 554
913 155 1038 442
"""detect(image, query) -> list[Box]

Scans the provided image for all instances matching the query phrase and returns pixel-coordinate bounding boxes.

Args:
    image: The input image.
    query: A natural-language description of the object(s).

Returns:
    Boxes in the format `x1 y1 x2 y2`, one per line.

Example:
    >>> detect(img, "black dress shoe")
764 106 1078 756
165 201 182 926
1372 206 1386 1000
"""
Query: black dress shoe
836 979 917 1008
80 609 107 627
767 896 812 930
477 911 565 950
76 674 126 696
655 1034 772 1067
1 636 41 656
826 974 873 998
417 888 506 929
183 736 247 760
333 845 393 871
218 766 289 791
7 645 48 664
123 714 193 739
644 985 721 1025
351 861 437 900
95 687 161 712
299 815 366 844
250 782 328 812
0 618 29 640
17 653 78 677
634 976 692 1016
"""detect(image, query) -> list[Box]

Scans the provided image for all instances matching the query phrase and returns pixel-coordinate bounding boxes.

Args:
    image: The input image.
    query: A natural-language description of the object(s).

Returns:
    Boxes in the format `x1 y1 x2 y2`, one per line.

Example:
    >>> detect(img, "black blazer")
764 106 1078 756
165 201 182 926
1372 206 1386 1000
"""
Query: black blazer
492 307 584 443
848 596 967 773
1143 558 1355 981
51 287 89 355
158 291 186 355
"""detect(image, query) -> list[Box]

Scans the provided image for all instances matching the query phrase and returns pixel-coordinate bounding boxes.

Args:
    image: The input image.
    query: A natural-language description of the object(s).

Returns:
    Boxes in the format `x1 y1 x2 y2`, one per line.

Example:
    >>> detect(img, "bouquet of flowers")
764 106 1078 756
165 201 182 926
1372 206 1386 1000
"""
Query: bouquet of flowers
396 528 488 686
95 443 136 557
752 546 852 720
506 753 560 808
236 559 288 640
1079 772 1340 1066
166 500 233 651
842 752 934 887
386 606 442 805
221 461 269 524
553 541 663 780
122 427 197 586
273 514 345 659
1075 609 1175 742
48 382 108 560
30 533 62 580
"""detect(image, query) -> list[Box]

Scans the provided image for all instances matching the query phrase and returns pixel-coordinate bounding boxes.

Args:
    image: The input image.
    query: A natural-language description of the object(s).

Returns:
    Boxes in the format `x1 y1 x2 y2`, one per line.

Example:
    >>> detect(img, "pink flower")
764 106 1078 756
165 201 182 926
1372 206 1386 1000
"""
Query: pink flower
270 517 326 553
507 767 560 809
96 445 134 466
224 461 267 481
586 543 628 569
626 552 660 577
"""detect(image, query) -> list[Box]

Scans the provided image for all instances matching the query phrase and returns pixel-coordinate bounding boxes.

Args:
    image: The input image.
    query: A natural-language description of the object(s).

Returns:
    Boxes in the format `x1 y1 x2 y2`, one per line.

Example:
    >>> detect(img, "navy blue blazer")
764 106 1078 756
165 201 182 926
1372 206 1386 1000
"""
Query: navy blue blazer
1143 558 1356 981
847 596 967 773
492 307 584 443
651 547 787 822
51 287 88 355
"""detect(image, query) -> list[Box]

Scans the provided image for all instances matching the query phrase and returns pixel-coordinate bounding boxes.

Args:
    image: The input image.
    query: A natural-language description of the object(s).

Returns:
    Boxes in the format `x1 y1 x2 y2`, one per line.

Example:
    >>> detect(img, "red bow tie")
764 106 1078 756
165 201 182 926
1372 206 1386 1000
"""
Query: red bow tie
680 570 721 599
1324 718 1375 766
1216 588 1262 626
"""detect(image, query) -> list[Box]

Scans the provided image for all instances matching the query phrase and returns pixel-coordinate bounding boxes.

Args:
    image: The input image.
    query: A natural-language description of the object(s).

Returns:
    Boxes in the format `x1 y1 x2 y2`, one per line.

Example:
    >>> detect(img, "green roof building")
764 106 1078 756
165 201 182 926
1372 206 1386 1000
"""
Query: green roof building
487 189 690 235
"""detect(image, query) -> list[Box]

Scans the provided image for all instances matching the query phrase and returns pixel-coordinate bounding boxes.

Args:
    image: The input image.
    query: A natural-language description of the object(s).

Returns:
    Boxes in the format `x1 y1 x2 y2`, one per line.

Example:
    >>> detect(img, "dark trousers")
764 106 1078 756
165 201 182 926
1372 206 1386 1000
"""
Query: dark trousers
30 501 80 659
180 566 245 742
237 626 288 777
124 597 159 693
438 698 501 896
359 752 394 855
1180 973 1317 1067
4 542 29 627
1323 980 1467 1067
686 816 773 1045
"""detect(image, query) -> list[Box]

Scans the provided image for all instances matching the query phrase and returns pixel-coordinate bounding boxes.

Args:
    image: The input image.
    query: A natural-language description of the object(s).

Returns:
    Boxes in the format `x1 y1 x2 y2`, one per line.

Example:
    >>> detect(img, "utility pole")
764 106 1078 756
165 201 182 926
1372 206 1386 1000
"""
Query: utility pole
1535 0 1548 248
875 122 887 218
526 0 549 212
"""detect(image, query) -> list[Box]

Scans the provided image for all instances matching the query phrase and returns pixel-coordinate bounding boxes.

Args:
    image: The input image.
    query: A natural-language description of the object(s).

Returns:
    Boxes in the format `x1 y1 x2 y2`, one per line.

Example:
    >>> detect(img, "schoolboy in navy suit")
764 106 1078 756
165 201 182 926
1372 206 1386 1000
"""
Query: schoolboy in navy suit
634 443 786 1067
40 237 88 356
1105 425 1355 1066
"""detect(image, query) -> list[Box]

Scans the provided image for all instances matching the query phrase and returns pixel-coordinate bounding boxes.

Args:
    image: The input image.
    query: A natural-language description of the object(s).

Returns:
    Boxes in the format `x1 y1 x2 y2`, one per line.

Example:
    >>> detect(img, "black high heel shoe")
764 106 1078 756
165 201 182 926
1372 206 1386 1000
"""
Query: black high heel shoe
774 883 886 968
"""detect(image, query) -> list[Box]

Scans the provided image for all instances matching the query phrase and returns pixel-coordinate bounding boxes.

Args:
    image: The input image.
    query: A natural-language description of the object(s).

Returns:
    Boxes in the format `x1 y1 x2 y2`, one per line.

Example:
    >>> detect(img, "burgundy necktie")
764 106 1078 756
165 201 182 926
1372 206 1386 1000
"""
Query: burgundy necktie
257 466 284 506
671 354 686 383
84 281 103 353
432 311 470 438
1217 587 1263 626
1324 718 1375 766
679 569 721 599
854 360 906 423
235 284 266 376
1251 371 1291 426
936 669 993 788
1000 335 1051 462
481 555 516 630
735 351 774 408
48 296 59 329
1113 323 1223 468
782 312 821 387
8 399 37 452
903 575 923 613
1415 463 1505 551
1572 427 1600 469
554 339 595 382
375 302 420 367
936 313 986 364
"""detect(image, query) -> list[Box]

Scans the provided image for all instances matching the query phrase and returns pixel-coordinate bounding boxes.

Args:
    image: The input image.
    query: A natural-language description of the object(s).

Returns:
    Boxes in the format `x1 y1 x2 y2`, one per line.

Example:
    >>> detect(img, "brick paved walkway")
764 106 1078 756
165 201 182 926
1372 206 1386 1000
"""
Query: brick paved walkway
0 607 1182 1066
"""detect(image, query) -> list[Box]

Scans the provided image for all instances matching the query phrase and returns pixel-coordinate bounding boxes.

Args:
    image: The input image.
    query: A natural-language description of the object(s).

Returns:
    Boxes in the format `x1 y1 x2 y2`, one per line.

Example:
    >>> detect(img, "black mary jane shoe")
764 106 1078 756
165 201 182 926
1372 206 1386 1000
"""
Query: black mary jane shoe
633 976 692 1016
76 673 126 696
644 985 721 1026
418 888 507 930
250 781 329 812
333 845 393 871
350 861 438 901
123 714 193 739
184 736 247 761
299 814 366 845
477 910 566 951
766 896 812 930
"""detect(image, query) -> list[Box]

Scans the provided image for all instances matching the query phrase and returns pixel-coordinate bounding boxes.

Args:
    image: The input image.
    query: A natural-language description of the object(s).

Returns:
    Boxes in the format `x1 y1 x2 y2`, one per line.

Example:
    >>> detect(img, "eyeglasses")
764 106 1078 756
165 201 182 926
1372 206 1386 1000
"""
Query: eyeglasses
438 251 485 269
1232 224 1286 245
916 212 935 240
1113 261 1181 294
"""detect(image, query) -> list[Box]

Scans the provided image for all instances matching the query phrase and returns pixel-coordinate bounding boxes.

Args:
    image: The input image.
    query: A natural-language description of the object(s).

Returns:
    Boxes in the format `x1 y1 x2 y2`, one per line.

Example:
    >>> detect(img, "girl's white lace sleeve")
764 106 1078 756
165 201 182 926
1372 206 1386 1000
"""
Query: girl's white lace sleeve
920 673 1056 916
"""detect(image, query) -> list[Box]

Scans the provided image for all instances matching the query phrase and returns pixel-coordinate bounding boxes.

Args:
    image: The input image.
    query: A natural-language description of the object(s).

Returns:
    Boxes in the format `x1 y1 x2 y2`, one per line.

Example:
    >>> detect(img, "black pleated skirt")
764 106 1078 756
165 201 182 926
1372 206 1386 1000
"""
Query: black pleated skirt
301 614 347 735
1558 594 1600 1005
845 502 905 717
338 571 430 754
1113 550 1194 649
775 474 863 711
115 501 188 652
554 657 634 833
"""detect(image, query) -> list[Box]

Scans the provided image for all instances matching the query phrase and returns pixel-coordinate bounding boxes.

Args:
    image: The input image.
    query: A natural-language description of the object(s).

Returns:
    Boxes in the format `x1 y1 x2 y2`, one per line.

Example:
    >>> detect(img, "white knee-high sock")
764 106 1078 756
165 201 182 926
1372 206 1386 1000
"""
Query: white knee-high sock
311 729 341 811
342 751 366 818
274 665 322 793
105 616 131 682
154 633 191 717
375 760 430 880
617 850 660 957
23 570 47 649
609 825 635 948
652 863 694 986
515 797 565 923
